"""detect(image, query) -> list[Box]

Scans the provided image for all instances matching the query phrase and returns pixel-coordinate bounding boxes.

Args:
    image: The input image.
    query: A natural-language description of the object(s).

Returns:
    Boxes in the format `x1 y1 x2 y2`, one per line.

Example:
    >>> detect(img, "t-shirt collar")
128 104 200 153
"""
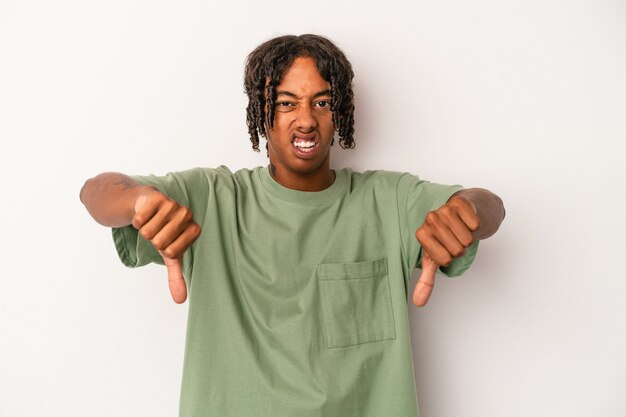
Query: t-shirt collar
258 166 349 205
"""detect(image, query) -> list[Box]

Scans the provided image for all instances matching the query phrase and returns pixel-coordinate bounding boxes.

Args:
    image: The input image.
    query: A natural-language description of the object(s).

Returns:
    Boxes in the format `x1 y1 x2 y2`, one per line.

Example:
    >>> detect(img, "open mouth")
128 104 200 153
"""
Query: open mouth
292 138 319 153
292 135 319 155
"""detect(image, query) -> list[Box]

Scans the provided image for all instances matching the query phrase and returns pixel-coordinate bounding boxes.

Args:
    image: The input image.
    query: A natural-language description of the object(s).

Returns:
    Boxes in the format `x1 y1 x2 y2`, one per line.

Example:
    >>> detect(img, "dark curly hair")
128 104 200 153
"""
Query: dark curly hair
244 34 355 152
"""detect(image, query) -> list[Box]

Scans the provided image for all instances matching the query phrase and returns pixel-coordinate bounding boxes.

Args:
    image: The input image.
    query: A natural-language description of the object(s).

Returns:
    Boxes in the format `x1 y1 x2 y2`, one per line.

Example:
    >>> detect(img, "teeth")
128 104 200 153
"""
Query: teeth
293 140 316 148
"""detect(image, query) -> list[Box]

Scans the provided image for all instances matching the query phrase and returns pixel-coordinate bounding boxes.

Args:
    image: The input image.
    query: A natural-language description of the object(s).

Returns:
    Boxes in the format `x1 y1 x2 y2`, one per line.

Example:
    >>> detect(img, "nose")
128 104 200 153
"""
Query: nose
295 104 317 132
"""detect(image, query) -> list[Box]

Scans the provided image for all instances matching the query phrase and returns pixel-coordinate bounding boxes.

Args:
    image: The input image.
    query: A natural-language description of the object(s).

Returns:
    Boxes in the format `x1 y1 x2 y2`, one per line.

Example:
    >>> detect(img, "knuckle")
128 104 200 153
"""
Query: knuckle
425 212 438 223
164 199 177 212
451 196 467 207
150 192 166 204
190 223 202 238
132 214 146 228
439 204 453 215
448 196 462 206
439 212 454 224
450 247 464 258
162 247 177 259
462 235 475 247
181 206 193 221
151 237 165 250
139 227 152 240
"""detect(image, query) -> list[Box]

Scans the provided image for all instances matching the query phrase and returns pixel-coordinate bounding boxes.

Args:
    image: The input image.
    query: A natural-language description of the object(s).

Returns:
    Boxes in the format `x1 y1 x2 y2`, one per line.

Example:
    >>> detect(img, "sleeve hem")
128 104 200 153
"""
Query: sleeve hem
439 240 480 277
112 226 139 268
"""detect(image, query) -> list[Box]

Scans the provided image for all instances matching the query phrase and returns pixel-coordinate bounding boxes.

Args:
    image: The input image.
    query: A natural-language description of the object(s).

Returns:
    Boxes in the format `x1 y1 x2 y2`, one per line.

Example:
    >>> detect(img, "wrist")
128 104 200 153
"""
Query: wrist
452 188 505 240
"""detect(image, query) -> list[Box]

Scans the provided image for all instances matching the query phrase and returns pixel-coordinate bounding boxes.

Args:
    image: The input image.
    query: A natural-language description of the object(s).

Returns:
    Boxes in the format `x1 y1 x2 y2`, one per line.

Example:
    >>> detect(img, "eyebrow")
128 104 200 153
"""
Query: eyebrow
276 89 331 99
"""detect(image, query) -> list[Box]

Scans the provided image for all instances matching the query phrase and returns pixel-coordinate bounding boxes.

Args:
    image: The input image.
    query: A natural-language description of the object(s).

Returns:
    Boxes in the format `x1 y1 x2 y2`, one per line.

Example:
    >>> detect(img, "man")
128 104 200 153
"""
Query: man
81 34 504 417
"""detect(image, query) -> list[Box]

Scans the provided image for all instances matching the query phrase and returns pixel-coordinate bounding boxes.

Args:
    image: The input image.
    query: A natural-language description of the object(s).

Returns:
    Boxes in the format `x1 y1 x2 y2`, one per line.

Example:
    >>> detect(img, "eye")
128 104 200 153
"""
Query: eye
315 100 330 108
276 101 296 112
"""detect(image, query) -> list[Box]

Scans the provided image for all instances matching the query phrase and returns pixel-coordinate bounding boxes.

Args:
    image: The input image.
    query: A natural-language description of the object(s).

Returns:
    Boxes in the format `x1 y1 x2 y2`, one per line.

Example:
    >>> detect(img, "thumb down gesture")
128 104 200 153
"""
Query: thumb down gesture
413 251 438 307
133 193 201 304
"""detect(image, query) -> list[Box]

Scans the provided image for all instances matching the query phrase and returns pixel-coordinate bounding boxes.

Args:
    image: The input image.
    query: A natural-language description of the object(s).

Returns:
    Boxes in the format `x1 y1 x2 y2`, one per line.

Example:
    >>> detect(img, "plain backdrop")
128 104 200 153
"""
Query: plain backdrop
1 0 624 416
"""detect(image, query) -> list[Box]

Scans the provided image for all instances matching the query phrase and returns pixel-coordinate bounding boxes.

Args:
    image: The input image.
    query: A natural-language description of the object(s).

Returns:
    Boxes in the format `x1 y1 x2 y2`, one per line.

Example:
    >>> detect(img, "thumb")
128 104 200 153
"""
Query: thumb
413 251 438 307
162 255 188 304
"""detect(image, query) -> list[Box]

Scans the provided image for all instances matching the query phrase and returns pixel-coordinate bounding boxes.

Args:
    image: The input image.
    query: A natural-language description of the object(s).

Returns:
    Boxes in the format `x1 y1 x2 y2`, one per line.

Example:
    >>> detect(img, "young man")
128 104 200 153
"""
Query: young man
81 34 504 417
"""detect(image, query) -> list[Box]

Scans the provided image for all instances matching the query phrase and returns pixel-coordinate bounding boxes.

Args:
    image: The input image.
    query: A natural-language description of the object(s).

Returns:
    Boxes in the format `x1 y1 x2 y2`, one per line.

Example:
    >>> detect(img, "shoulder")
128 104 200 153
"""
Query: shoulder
171 166 243 185
347 169 410 192
345 169 460 205
162 165 267 193
141 166 241 198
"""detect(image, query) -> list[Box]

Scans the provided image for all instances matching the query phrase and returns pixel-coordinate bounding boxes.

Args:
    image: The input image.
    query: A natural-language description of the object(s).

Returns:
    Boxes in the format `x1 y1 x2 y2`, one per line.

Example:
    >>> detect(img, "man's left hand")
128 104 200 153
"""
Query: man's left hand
412 196 479 306
415 196 480 268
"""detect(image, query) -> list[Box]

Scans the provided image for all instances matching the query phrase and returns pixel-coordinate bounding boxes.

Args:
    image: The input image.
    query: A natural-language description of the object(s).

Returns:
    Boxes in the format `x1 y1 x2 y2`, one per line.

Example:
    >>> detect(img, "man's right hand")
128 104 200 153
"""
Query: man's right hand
133 192 201 304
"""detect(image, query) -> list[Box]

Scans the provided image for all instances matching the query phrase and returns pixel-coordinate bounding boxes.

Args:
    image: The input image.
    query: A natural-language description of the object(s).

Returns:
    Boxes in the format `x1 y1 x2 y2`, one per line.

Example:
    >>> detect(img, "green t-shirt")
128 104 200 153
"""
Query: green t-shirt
113 166 478 417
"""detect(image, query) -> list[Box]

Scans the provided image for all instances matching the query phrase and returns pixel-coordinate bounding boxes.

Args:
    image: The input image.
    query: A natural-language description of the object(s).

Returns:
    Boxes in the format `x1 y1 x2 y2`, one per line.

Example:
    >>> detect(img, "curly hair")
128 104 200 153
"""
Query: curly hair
244 34 355 152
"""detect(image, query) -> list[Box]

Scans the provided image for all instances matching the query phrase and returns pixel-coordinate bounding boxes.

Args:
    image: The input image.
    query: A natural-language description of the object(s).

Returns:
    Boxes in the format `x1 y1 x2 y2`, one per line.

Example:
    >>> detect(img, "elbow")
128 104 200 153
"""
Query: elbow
79 179 89 204
79 177 95 204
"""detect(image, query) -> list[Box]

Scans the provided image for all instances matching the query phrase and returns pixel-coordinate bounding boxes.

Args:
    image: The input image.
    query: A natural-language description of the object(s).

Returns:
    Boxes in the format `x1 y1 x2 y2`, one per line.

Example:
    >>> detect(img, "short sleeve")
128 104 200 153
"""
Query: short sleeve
111 167 213 269
396 173 479 277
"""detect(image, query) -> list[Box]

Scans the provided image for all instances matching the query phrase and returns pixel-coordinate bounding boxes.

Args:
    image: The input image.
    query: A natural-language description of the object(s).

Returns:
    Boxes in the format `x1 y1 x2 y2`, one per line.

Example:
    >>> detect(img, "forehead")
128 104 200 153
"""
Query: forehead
277 57 330 94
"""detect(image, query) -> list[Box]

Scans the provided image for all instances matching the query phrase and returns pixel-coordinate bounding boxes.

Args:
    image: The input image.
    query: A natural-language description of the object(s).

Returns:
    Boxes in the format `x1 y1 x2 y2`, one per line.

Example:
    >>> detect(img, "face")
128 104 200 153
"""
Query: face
266 57 336 188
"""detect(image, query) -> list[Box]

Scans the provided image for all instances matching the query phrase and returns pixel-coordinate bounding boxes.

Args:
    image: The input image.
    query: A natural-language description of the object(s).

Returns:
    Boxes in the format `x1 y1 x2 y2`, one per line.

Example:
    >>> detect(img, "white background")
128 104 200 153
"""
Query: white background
1 0 624 416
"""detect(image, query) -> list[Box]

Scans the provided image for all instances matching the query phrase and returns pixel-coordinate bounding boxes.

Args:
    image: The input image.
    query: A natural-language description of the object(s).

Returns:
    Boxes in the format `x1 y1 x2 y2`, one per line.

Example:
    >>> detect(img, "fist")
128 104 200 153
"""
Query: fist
133 192 201 303
133 192 201 259
415 196 479 267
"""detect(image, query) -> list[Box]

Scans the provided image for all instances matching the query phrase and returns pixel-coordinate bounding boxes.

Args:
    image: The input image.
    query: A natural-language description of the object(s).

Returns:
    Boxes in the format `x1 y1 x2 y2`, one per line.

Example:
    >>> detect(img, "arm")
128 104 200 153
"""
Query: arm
80 172 156 227
80 172 201 303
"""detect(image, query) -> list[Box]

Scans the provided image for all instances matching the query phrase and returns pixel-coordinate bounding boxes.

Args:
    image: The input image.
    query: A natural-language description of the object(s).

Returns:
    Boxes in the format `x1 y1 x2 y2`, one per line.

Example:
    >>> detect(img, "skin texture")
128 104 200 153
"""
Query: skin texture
265 57 336 191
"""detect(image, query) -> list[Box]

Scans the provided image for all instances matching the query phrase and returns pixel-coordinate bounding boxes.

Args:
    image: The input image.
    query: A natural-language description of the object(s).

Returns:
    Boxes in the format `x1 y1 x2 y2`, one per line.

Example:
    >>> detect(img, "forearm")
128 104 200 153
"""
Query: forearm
80 172 156 227
451 188 505 240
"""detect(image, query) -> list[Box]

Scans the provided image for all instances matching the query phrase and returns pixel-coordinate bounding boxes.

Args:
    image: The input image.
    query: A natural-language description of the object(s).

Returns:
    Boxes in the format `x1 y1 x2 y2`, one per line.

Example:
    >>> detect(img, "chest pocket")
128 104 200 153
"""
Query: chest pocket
317 258 396 348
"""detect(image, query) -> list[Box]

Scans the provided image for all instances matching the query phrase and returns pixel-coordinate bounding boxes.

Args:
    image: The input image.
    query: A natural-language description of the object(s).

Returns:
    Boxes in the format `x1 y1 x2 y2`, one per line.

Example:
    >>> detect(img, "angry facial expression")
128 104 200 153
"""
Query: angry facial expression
266 57 336 190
